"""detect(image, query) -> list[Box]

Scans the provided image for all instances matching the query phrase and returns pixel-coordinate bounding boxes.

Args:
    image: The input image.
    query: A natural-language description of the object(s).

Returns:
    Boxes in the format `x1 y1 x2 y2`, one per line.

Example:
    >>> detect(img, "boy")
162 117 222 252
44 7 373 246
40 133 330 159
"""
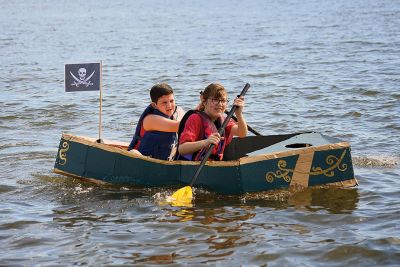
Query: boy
128 83 184 160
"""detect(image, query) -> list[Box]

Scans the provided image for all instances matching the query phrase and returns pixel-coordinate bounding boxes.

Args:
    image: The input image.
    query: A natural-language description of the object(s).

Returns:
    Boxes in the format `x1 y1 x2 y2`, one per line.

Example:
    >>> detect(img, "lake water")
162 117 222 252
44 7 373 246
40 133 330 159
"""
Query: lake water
1 0 399 265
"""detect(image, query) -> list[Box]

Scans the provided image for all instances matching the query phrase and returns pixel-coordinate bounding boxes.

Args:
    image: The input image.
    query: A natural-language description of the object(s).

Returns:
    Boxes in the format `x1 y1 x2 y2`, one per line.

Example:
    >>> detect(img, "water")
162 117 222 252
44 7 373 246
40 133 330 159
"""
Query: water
1 0 399 265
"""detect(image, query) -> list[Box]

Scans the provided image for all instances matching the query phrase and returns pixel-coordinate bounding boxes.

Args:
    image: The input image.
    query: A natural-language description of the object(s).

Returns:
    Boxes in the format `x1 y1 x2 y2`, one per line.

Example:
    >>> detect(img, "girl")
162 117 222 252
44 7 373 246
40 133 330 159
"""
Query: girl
177 83 247 161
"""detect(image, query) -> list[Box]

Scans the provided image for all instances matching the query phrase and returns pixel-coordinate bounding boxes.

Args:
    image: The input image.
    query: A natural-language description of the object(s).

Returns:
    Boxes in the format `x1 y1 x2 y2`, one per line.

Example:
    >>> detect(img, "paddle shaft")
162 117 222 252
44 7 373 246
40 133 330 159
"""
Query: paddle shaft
226 111 262 136
189 83 251 186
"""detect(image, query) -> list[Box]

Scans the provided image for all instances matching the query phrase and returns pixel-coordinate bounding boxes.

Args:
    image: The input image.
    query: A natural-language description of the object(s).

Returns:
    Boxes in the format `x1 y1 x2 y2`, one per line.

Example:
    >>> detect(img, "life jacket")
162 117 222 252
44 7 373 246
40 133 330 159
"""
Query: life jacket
175 110 228 161
128 105 178 160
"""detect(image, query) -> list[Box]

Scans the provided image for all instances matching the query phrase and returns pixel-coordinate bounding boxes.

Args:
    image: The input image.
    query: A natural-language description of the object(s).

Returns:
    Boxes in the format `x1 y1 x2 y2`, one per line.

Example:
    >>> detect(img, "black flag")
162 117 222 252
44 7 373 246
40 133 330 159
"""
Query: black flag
65 62 101 92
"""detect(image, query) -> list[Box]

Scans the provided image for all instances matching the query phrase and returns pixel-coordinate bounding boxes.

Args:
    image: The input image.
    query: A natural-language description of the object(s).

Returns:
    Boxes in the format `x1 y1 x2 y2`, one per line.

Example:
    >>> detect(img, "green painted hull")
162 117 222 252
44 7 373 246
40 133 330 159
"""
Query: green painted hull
54 133 357 195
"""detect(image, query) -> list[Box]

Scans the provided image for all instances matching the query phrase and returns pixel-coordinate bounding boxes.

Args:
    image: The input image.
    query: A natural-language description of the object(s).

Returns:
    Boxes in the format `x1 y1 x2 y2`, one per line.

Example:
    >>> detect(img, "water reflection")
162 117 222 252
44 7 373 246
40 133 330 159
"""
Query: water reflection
39 176 363 265
49 176 360 224
289 188 359 214
190 187 360 214
157 205 257 262
125 252 177 265
160 205 256 224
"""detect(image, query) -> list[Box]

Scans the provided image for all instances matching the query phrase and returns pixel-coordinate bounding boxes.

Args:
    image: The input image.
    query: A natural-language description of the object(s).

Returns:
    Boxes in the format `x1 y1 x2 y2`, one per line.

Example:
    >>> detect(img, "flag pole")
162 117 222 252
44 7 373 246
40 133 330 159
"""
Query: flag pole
97 60 103 143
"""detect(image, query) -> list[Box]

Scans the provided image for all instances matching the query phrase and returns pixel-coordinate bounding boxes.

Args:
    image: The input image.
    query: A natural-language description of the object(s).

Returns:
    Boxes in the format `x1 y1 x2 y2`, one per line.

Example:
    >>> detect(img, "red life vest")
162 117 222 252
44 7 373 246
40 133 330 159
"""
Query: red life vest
176 110 229 161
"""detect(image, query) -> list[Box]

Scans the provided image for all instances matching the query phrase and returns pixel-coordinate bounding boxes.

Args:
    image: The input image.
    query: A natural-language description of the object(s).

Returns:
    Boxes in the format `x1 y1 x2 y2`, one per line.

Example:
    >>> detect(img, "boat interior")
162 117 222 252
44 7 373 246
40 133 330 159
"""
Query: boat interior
95 132 343 161
223 132 343 160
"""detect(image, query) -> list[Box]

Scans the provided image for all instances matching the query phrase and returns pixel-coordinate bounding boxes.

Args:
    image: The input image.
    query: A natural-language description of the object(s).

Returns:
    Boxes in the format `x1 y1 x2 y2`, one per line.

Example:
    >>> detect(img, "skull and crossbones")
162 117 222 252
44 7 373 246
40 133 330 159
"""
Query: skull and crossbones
70 67 95 87
78 68 86 81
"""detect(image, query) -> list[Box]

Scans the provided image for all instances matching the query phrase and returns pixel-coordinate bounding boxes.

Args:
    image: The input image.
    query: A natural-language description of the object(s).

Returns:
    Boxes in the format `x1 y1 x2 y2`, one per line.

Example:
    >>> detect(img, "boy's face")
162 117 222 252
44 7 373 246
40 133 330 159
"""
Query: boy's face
154 94 176 117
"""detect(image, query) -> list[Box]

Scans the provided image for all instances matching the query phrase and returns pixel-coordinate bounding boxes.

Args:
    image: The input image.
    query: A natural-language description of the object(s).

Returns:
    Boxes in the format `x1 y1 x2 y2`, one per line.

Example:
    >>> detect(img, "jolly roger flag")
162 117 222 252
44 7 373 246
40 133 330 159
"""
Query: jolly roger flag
65 62 101 92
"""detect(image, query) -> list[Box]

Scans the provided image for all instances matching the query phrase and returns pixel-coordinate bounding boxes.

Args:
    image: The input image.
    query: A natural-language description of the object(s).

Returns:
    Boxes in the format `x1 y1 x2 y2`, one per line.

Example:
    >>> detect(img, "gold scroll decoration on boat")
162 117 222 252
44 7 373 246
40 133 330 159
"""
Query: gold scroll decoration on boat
266 149 348 184
58 141 69 166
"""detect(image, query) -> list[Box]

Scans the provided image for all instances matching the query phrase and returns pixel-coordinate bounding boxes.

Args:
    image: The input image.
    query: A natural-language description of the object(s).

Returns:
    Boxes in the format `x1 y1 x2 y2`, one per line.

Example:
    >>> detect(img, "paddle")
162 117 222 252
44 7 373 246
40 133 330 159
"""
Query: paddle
170 83 251 206
226 111 262 136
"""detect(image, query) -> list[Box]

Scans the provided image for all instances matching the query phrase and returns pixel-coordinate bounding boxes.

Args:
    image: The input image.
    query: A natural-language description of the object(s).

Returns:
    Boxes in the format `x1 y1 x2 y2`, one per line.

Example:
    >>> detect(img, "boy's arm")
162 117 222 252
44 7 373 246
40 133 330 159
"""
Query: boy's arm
143 115 180 132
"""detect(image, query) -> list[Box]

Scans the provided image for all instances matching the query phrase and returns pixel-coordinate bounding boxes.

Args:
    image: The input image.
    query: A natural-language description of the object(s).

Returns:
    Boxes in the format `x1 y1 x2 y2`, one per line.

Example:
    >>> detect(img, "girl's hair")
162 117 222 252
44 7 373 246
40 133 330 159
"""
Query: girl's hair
150 83 173 103
199 83 227 111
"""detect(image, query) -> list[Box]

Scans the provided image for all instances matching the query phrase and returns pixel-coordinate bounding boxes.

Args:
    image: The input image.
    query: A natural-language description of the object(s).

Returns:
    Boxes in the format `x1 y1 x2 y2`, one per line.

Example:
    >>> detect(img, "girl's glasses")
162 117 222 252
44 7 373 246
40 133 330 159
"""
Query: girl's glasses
209 98 229 105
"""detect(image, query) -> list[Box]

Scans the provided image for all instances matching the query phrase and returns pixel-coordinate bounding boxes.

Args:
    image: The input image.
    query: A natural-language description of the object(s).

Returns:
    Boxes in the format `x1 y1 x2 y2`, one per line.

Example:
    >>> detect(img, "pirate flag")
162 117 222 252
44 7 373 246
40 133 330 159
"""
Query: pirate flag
65 62 101 92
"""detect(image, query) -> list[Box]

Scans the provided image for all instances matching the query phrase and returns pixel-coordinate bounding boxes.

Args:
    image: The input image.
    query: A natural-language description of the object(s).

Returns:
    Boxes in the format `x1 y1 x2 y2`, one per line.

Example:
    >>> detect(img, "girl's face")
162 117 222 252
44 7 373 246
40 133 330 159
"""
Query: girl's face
203 93 228 120
154 94 176 117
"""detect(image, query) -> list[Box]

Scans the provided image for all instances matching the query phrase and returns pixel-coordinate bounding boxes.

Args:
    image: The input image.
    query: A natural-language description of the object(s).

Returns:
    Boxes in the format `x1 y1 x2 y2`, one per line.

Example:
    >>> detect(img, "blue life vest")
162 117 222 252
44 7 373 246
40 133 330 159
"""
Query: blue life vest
128 105 177 160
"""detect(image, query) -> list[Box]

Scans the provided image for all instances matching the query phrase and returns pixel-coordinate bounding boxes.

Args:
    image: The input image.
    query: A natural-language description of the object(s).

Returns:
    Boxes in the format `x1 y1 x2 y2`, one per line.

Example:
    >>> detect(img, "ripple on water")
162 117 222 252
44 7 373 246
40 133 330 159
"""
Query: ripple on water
349 87 382 97
391 92 400 100
344 111 362 118
9 236 54 250
321 241 400 266
0 220 40 230
0 185 17 194
384 123 400 131
0 115 19 121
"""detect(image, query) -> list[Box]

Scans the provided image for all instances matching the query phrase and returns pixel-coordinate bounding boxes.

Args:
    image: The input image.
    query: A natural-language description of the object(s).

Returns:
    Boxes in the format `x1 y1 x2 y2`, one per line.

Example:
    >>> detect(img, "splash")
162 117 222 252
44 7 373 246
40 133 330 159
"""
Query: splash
74 184 93 194
241 188 296 202
152 190 194 207
353 155 399 168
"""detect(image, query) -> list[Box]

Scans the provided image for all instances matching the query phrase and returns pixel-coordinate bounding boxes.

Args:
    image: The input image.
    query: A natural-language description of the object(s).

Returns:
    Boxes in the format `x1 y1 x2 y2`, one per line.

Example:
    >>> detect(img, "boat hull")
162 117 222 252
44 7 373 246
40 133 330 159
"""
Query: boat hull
54 133 357 195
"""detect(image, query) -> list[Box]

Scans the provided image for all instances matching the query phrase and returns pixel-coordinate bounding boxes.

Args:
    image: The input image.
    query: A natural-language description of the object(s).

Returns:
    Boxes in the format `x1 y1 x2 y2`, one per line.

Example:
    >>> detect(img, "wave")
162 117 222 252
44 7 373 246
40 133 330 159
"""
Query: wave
353 155 399 168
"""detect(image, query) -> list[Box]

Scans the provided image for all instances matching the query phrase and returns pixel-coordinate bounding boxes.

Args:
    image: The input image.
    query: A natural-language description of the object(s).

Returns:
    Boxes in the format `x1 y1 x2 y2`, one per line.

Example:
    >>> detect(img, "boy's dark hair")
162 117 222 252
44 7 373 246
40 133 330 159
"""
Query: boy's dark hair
150 83 174 103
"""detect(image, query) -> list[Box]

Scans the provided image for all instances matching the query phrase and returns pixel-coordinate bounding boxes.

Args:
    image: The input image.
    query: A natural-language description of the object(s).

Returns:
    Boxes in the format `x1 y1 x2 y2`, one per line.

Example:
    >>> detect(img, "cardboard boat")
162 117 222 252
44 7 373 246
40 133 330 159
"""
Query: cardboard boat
53 132 357 195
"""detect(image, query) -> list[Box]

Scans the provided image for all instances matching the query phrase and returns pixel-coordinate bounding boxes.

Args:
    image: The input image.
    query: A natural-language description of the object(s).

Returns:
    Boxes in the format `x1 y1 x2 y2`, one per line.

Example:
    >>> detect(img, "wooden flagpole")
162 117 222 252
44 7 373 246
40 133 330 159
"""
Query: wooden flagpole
98 60 103 143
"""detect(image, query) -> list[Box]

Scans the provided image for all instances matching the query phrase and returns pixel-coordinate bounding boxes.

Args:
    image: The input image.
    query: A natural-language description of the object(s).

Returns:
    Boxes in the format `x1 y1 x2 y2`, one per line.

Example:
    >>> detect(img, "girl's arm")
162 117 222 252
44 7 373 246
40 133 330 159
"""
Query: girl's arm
231 96 248 137
178 133 221 155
